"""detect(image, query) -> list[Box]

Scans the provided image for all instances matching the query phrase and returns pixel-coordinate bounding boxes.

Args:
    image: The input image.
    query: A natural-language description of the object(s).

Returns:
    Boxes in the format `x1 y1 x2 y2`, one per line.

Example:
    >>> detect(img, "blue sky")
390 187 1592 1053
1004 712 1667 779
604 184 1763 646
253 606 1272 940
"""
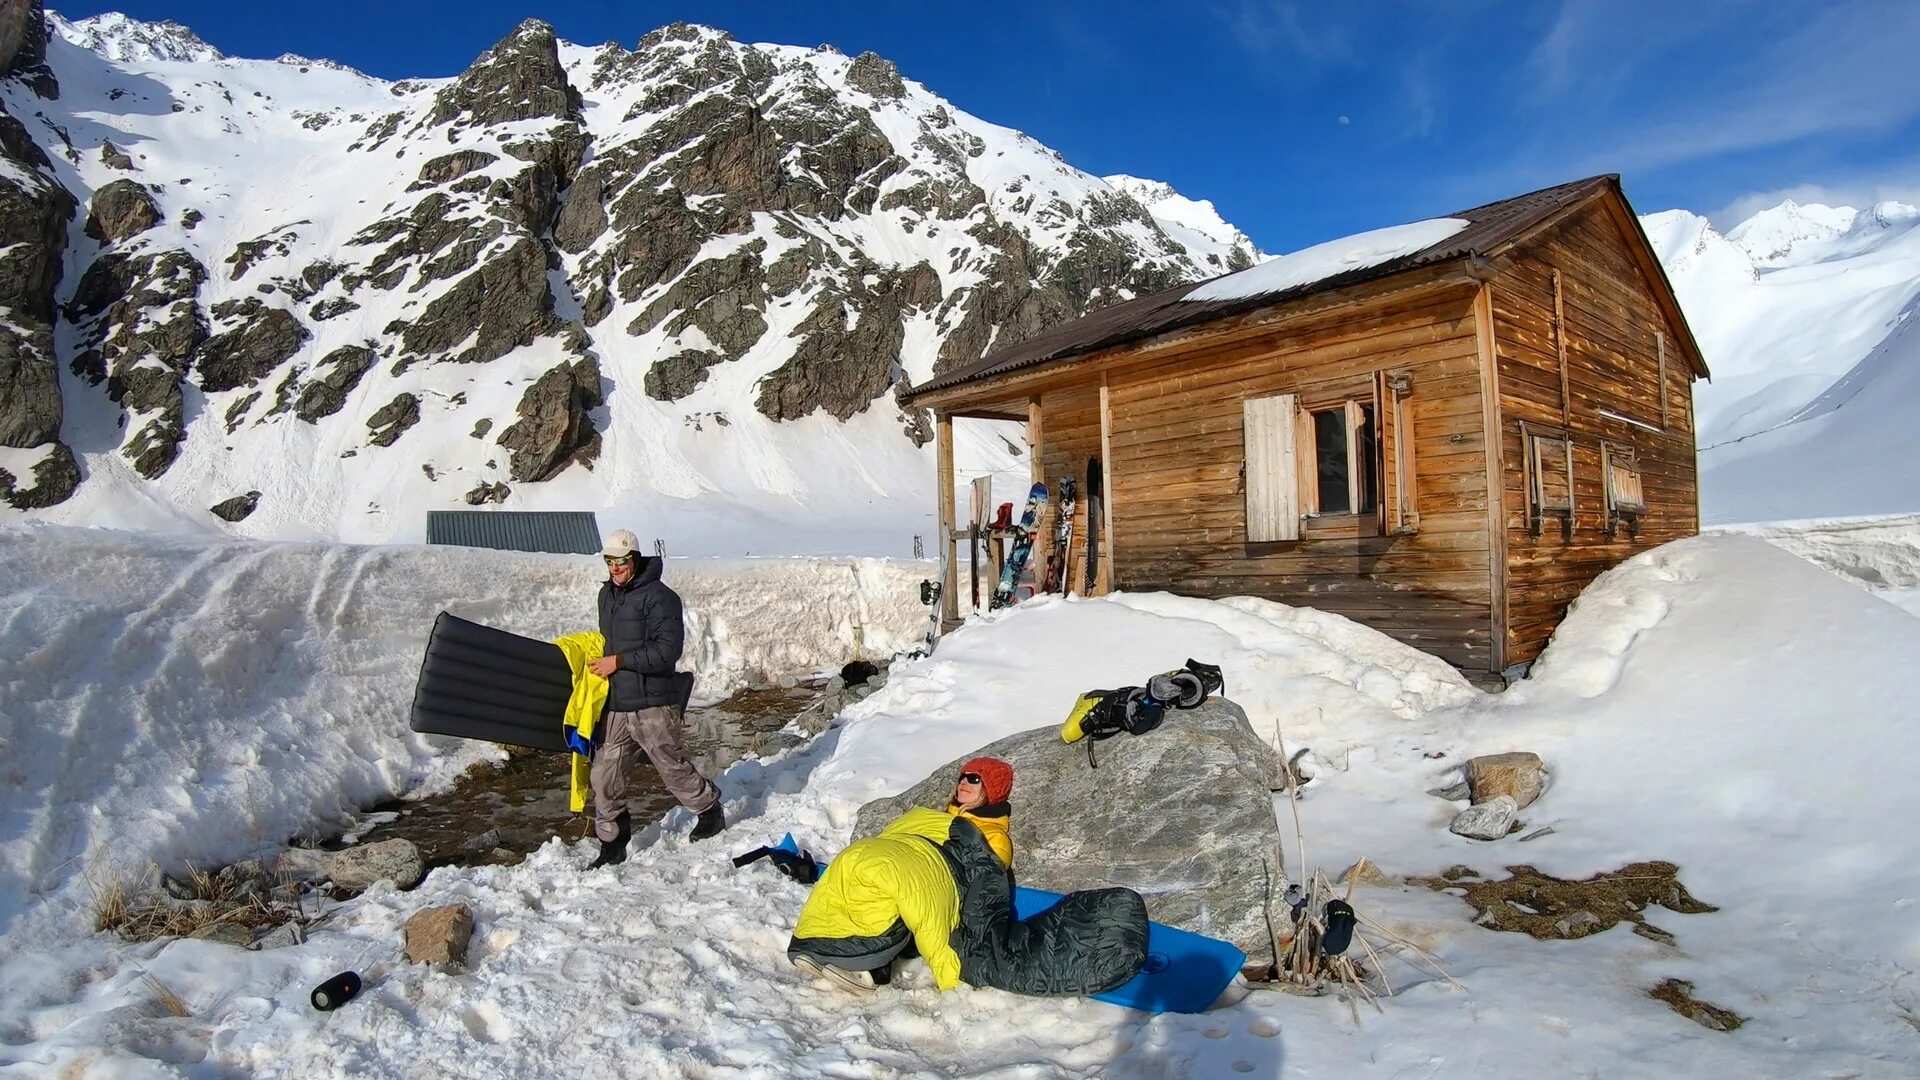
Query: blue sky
55 0 1920 253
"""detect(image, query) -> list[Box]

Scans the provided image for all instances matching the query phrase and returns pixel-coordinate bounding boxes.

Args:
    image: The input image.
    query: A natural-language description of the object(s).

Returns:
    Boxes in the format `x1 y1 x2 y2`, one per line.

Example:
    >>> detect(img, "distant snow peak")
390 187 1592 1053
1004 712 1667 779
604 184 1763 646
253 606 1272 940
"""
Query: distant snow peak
1726 198 1857 264
274 52 361 75
1103 173 1263 271
47 9 223 63
1852 200 1920 234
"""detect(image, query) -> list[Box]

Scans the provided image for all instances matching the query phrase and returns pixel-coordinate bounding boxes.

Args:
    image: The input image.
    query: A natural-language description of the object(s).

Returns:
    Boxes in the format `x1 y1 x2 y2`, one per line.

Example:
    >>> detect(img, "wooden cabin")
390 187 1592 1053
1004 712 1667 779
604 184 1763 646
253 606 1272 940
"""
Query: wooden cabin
903 175 1708 674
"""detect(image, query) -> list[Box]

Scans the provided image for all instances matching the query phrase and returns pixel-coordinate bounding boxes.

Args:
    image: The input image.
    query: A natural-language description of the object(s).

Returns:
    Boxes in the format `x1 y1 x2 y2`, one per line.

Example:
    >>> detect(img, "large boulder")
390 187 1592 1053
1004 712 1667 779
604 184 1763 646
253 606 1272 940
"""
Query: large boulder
1466 752 1544 809
852 698 1286 969
83 179 161 243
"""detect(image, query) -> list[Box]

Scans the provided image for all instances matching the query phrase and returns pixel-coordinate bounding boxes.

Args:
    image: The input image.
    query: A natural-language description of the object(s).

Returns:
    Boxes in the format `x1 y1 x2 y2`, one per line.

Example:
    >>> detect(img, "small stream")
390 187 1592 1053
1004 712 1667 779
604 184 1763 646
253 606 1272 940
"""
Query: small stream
329 682 833 871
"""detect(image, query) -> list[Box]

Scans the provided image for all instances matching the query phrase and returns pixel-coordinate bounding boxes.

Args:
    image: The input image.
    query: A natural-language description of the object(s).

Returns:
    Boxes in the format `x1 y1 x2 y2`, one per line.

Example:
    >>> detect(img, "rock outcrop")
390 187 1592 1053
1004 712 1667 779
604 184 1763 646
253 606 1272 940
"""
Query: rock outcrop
853 699 1286 969
83 178 160 242
497 358 601 481
0 95 76 507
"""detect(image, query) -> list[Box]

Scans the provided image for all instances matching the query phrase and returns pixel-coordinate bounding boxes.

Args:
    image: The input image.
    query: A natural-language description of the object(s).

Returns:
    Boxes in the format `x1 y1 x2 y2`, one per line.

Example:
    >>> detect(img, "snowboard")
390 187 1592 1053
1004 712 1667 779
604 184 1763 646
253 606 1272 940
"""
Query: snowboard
771 833 1243 1014
992 482 1047 610
1084 457 1102 594
1043 477 1078 594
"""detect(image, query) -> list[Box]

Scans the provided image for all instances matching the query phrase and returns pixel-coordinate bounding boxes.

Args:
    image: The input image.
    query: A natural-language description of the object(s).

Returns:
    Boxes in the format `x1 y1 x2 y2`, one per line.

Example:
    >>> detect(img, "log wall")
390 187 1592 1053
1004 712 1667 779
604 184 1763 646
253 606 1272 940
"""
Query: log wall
1489 204 1701 665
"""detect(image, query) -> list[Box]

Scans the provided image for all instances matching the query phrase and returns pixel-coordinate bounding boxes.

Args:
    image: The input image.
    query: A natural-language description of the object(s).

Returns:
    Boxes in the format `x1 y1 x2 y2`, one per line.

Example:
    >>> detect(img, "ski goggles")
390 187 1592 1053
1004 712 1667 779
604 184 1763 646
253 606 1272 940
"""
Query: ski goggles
603 554 635 566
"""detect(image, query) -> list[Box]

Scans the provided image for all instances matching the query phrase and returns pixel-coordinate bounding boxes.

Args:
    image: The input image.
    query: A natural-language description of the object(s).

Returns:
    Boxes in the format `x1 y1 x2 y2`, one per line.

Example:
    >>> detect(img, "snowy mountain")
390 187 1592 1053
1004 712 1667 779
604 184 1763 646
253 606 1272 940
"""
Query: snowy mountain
1645 197 1920 522
1103 173 1263 274
1723 198 1854 264
0 7 1260 551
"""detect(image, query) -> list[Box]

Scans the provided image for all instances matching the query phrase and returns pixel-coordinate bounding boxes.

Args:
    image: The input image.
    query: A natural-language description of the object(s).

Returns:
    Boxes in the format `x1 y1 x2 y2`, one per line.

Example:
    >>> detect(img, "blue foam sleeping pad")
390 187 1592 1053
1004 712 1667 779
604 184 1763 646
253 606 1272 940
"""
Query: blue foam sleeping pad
775 834 1244 1014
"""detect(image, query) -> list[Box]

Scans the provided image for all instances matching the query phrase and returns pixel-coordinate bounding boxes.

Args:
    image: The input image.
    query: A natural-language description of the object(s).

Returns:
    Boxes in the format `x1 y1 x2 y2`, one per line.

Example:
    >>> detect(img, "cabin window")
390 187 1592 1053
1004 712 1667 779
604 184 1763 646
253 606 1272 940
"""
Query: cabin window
1243 393 1301 542
1522 421 1574 538
1309 405 1377 516
1603 442 1646 538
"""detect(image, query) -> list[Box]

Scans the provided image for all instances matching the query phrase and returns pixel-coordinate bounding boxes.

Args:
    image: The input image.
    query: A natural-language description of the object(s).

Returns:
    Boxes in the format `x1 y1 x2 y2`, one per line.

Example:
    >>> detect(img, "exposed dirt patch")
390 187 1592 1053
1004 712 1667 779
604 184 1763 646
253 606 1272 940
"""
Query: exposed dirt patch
331 684 828 871
1649 978 1746 1031
1411 861 1716 943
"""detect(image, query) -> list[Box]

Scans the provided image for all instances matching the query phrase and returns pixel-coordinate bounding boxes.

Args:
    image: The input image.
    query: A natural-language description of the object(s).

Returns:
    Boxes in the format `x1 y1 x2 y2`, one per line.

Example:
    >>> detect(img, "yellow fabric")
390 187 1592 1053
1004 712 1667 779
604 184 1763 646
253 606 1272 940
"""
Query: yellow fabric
947 804 1012 868
552 632 609 813
1061 692 1100 743
791 808 965 990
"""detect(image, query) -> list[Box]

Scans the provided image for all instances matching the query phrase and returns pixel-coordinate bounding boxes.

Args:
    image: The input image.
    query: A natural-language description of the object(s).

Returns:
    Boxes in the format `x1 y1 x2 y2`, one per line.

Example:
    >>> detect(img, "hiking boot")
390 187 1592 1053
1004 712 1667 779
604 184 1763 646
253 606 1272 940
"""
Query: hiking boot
792 955 874 994
587 811 631 869
689 802 727 842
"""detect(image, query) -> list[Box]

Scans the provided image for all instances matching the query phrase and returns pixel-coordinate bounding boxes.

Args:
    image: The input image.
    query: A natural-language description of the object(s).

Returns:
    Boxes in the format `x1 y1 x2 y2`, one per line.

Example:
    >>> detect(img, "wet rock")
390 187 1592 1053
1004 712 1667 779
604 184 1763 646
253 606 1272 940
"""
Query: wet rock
404 903 474 965
1466 752 1544 809
854 698 1286 969
366 392 420 447
83 179 161 243
496 357 600 481
329 838 424 891
294 344 375 422
210 491 261 522
1449 795 1519 840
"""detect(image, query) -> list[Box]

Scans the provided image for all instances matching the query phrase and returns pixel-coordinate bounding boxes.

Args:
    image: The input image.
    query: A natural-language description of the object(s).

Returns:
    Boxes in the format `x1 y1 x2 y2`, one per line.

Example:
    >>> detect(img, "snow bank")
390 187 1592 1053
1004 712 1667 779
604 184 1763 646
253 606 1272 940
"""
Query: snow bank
1183 217 1468 303
0 526 928 945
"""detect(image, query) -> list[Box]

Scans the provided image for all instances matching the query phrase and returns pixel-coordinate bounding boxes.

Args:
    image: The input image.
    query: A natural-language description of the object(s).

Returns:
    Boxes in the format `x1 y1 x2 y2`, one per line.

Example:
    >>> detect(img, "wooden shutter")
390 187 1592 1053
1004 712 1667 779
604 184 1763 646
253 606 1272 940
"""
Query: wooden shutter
1244 394 1300 541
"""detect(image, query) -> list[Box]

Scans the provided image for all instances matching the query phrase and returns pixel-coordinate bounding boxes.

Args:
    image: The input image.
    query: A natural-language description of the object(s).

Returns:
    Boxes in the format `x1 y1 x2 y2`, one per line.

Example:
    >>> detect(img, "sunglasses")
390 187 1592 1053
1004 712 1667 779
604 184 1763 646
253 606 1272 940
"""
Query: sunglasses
957 772 983 785
603 554 635 566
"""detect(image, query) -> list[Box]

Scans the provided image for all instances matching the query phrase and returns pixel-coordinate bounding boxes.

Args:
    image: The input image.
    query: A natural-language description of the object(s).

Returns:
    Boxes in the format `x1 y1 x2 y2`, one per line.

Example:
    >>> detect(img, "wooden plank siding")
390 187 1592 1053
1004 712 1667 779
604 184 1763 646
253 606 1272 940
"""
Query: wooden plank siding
1031 384 1103 594
1091 283 1497 670
1490 202 1701 665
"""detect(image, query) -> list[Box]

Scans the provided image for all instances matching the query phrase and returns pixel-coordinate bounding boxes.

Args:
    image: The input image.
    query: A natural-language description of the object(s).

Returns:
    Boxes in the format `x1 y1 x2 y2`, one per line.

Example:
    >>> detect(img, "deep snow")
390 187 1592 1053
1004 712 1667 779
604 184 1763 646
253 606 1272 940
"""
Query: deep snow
4 521 1919 1077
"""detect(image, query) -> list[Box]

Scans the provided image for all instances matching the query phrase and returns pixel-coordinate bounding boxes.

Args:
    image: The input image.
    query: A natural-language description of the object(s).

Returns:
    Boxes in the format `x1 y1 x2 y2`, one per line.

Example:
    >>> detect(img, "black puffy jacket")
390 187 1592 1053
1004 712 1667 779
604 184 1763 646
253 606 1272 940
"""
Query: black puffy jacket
598 556 692 711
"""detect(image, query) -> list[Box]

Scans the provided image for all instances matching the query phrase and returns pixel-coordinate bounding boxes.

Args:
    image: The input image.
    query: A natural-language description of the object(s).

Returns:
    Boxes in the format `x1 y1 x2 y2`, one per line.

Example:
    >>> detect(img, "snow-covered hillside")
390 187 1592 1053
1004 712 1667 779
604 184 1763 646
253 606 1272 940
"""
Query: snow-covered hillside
1644 196 1920 522
0 9 1260 552
3 522 1918 1075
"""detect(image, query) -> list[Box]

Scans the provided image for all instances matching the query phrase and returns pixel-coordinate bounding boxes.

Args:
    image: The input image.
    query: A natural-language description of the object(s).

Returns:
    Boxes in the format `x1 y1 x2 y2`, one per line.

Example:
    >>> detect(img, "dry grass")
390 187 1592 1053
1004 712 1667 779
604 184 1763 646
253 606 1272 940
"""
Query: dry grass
1649 978 1745 1031
90 861 285 943
1409 861 1716 943
141 972 193 1019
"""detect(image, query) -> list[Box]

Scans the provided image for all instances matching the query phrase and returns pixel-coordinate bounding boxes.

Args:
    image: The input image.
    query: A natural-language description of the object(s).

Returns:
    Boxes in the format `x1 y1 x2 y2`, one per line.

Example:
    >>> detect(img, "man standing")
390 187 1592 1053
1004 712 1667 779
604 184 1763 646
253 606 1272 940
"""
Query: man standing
585 529 725 868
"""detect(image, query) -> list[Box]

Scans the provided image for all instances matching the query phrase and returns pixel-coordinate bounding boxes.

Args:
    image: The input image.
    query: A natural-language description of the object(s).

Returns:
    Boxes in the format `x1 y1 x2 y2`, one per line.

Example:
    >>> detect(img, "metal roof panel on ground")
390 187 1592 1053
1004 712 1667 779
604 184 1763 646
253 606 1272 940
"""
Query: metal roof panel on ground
425 510 603 554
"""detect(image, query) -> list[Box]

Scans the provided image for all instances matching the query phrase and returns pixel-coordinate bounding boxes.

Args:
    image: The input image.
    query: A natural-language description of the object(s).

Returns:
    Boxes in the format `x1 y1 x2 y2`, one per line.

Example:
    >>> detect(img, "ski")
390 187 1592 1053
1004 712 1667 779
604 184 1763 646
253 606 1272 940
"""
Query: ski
991 483 1047 610
1044 476 1078 594
1084 457 1102 594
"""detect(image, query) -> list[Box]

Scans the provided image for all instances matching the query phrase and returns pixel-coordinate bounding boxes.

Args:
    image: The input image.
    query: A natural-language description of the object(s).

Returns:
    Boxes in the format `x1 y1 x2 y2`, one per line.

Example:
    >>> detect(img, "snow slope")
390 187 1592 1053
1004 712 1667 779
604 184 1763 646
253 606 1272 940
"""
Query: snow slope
1104 173 1265 274
4 522 1919 1076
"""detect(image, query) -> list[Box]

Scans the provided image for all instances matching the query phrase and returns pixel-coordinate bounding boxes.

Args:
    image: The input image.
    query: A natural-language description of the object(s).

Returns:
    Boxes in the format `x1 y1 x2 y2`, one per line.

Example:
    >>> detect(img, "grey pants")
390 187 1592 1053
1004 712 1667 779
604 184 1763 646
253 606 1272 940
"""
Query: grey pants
591 706 719 841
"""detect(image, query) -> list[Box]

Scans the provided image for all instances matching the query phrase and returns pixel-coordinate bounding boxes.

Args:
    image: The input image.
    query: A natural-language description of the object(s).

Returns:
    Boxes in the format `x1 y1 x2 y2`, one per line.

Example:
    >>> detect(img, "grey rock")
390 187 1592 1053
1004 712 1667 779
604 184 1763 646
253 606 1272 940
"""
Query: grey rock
1450 795 1520 841
210 490 261 522
461 828 503 852
1428 780 1472 802
1553 910 1602 937
643 349 722 401
162 876 196 901
846 51 906 100
273 848 332 882
250 922 306 950
0 106 75 459
329 838 424 891
64 247 208 478
99 140 135 170
0 441 78 509
399 235 561 365
224 226 302 281
423 20 581 131
1466 752 1545 809
366 392 420 447
0 0 46 77
496 358 600 481
410 149 498 189
463 481 510 505
853 698 1286 969
189 921 255 947
83 179 161 243
294 344 374 422
196 298 308 394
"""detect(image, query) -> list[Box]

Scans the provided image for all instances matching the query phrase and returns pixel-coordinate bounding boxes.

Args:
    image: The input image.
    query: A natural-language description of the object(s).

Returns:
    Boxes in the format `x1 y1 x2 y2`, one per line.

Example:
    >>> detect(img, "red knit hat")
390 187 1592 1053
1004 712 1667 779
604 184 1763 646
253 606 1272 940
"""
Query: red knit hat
958 756 1014 806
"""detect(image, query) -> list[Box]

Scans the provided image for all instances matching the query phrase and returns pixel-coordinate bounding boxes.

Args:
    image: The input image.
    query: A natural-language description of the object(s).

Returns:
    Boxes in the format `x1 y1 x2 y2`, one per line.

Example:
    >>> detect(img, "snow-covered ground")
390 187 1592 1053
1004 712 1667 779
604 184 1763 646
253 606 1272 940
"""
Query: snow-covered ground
4 520 1920 1076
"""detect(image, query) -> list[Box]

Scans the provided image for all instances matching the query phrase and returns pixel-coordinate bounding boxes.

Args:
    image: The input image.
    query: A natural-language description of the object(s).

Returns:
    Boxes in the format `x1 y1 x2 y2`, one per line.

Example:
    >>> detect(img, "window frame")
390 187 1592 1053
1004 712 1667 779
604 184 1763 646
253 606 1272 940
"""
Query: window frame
1297 381 1383 540
1521 420 1575 539
1602 441 1646 538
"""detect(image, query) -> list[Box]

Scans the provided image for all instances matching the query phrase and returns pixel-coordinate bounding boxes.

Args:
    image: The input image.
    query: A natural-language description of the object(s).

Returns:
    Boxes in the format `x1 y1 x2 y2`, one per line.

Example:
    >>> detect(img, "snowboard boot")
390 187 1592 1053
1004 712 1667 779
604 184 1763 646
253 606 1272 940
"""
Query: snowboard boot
587 811 631 869
689 802 727 842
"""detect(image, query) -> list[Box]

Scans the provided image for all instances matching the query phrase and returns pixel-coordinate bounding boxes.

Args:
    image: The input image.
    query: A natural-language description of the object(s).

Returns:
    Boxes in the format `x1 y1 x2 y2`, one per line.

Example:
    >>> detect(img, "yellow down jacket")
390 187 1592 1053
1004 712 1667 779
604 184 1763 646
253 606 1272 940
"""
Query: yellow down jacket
790 807 967 990
948 804 1012 868
552 632 609 812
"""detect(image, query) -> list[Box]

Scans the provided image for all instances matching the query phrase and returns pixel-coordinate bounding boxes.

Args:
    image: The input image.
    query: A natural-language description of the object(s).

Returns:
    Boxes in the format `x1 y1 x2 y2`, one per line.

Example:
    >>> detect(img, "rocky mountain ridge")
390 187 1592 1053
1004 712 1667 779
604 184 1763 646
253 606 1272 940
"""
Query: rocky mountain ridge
0 6 1260 541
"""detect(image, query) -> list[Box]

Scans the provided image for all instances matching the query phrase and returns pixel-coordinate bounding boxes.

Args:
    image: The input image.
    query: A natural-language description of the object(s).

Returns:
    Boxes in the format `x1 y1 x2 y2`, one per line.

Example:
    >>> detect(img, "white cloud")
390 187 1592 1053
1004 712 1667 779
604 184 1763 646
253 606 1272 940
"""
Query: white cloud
1711 176 1920 230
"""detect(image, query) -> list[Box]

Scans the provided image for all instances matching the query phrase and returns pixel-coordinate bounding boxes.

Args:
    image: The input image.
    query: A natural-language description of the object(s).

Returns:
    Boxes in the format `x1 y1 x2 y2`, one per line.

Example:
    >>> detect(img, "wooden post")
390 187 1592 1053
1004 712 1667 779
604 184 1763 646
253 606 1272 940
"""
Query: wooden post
936 411 958 625
1098 376 1116 594
1657 330 1670 429
1550 269 1576 530
969 475 991 610
1474 282 1509 673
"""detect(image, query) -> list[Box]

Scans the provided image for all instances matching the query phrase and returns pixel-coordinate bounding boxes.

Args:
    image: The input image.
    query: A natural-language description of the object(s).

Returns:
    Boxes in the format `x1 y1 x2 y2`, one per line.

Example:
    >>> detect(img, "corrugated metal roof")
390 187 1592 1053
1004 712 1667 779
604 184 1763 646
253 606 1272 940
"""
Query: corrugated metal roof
425 510 603 555
904 175 1626 401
